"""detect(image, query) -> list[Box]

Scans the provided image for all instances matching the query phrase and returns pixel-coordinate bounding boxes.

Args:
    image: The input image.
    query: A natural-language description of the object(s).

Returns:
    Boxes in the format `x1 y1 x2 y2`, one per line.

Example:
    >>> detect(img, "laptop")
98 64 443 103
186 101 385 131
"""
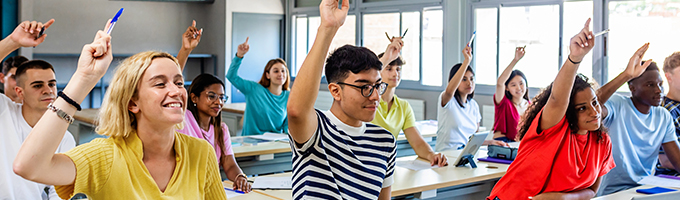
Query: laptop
631 191 680 200
453 131 490 168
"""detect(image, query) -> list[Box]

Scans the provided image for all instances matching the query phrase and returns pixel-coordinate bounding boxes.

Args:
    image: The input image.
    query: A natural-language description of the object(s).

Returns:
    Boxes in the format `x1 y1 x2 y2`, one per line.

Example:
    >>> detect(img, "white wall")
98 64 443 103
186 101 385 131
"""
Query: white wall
224 0 284 102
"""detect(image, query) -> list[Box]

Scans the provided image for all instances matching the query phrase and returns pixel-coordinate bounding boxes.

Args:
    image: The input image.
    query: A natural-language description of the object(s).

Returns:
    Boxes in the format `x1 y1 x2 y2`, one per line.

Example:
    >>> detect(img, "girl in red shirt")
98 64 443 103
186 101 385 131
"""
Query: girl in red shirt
493 47 530 142
487 18 652 200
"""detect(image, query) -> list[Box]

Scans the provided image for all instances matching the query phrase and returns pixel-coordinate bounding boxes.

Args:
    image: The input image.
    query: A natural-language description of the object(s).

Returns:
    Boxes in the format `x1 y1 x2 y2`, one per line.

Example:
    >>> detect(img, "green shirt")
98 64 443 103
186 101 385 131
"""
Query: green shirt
371 95 417 137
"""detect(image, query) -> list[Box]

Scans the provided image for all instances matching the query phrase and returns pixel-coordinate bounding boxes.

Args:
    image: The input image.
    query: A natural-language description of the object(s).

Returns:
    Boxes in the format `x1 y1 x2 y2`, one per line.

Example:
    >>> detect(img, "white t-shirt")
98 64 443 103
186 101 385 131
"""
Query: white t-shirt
435 92 482 151
0 94 76 200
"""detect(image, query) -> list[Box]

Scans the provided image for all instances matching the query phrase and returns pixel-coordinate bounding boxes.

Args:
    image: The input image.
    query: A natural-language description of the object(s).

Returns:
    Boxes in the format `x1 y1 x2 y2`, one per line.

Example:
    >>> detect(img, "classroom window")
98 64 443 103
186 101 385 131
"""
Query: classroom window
607 0 680 92
292 15 356 76
472 1 596 90
292 7 443 87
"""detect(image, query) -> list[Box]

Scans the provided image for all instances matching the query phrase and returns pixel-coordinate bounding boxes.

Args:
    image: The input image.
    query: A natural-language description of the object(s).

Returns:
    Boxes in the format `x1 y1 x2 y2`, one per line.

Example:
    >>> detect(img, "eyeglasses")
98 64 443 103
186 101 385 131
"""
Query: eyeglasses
336 82 388 97
205 92 228 103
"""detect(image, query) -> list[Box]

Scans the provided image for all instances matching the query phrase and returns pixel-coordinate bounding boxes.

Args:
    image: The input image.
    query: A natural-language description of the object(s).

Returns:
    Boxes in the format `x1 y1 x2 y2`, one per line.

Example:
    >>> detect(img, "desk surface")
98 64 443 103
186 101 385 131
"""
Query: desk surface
224 149 508 199
222 103 246 114
231 132 437 158
593 185 680 199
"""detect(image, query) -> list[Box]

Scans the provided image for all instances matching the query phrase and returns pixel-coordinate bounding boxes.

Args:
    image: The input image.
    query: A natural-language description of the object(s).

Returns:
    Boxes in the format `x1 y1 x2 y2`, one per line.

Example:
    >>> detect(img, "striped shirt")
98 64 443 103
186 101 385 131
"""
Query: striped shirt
662 96 680 138
289 109 397 200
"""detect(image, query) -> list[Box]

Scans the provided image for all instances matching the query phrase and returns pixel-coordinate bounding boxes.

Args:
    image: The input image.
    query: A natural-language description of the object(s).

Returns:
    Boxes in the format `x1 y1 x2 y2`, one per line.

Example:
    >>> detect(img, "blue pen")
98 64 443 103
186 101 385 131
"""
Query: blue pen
224 187 245 194
107 8 124 35
467 31 476 47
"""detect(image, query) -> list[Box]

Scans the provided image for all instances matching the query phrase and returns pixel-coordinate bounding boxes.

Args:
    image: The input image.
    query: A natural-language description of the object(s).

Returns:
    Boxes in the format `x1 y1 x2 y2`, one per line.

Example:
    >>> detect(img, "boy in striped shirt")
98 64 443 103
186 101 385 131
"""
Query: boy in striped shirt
286 0 403 199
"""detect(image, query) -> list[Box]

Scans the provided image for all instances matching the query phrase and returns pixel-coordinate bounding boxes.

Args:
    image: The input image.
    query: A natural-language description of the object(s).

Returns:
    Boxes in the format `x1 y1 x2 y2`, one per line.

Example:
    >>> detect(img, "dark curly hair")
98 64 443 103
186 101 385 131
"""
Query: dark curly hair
516 74 606 143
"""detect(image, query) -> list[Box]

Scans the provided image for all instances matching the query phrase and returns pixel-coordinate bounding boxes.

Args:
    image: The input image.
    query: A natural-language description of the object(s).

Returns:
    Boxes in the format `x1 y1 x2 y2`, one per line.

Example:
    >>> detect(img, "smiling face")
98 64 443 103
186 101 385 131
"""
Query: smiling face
630 69 664 107
506 75 527 100
381 64 401 88
191 83 225 118
129 58 187 127
15 68 56 111
571 88 602 132
333 69 382 122
266 63 288 87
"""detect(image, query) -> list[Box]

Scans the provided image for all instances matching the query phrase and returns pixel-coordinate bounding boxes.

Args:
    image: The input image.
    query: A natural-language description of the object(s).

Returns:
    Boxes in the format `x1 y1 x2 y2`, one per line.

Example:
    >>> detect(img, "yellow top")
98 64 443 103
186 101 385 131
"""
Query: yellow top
371 95 417 137
55 131 226 200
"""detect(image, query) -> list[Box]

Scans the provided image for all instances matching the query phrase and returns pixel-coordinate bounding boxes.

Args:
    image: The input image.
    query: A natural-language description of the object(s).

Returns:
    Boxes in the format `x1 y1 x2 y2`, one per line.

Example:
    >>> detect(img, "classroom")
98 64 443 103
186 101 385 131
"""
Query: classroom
1 0 679 199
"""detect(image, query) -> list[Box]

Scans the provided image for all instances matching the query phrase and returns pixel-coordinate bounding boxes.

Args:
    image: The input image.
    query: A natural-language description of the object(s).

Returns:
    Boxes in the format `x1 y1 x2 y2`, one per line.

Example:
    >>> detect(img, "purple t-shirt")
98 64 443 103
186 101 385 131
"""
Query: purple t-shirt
177 110 234 161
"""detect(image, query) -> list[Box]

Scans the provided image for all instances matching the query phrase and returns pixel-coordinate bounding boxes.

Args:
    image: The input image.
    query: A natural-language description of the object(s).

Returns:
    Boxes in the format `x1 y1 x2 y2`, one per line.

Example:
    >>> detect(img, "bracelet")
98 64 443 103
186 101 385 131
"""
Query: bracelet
47 103 74 124
235 173 247 180
58 91 82 111
568 55 582 65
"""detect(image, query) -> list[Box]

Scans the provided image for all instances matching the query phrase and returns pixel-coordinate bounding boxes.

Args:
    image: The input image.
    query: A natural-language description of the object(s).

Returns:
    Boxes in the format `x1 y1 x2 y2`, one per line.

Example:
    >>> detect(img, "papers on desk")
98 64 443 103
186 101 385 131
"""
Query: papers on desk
414 120 438 134
224 187 244 198
638 175 680 188
248 133 289 142
396 159 438 171
252 176 292 189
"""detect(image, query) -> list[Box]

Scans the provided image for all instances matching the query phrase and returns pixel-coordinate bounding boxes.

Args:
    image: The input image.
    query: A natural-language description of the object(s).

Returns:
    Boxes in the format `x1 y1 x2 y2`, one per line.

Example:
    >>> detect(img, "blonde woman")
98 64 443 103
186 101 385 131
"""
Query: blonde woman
12 21 226 199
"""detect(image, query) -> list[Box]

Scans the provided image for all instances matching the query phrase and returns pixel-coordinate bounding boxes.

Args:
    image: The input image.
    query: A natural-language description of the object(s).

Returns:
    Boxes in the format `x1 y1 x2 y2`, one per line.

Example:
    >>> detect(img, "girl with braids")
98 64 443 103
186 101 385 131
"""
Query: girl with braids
487 18 630 200
176 74 251 193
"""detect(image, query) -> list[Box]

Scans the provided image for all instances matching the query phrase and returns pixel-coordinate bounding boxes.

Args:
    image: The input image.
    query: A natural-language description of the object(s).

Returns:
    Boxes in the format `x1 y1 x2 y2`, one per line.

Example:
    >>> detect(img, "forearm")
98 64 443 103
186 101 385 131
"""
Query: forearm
223 160 244 182
405 128 435 159
661 141 680 172
0 37 21 62
177 47 193 71
287 27 338 141
14 76 94 182
597 72 632 103
444 60 469 95
497 59 519 86
378 186 391 200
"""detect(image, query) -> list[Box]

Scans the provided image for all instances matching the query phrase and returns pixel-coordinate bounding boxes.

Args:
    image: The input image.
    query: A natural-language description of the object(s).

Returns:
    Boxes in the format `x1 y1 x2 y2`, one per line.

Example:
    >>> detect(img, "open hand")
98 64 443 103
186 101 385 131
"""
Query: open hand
9 19 55 48
624 43 652 79
236 37 249 58
182 20 202 50
319 0 350 29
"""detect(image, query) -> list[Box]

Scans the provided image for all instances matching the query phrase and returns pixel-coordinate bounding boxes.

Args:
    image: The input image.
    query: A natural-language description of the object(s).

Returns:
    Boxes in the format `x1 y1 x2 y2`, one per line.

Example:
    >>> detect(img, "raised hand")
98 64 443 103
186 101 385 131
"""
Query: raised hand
75 20 113 81
182 20 202 50
382 37 404 63
236 37 249 58
9 19 55 48
624 43 652 79
462 46 472 62
514 46 525 61
319 0 350 29
568 18 595 62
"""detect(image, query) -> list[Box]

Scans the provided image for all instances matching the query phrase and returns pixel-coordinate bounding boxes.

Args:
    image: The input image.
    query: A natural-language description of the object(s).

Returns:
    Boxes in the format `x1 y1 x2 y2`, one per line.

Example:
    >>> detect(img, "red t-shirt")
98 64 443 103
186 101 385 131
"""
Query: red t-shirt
492 94 529 140
487 109 616 200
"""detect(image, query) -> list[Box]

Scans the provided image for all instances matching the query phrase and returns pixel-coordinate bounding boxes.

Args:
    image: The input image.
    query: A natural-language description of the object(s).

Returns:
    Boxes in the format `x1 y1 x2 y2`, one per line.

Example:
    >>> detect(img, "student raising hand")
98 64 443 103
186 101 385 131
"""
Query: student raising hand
380 37 403 65
10 19 54 47
236 37 249 58
74 20 114 87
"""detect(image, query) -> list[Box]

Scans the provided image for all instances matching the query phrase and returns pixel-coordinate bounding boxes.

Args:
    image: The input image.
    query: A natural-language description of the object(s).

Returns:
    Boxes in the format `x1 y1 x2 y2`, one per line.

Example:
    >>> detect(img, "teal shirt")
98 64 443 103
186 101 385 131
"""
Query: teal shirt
226 56 289 136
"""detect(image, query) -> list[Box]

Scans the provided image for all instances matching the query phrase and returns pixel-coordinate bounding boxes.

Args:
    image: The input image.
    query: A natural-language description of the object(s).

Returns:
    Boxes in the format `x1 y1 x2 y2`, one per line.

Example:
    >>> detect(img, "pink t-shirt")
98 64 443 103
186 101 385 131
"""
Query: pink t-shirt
492 94 528 141
177 110 234 162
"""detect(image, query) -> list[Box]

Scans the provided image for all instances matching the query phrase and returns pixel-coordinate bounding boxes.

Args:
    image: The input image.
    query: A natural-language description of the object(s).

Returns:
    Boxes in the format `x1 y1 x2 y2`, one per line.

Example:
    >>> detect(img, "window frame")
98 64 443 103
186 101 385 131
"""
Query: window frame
286 0 447 91
466 0 607 96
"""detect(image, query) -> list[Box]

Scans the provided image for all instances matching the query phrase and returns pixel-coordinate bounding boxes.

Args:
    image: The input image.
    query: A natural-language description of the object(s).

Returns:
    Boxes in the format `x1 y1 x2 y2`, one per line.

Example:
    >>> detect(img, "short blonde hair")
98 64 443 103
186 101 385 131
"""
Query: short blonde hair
664 52 680 74
96 51 183 138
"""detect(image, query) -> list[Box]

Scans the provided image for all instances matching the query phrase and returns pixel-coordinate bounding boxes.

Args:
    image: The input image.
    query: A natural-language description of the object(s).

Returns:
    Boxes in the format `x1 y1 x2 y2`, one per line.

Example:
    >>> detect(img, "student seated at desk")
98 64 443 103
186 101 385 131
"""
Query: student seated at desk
0 19 76 200
0 55 28 103
226 37 289 136
13 20 226 199
597 60 680 195
435 45 508 152
658 52 680 176
492 47 530 143
287 0 402 198
176 24 251 192
488 19 620 199
372 52 447 166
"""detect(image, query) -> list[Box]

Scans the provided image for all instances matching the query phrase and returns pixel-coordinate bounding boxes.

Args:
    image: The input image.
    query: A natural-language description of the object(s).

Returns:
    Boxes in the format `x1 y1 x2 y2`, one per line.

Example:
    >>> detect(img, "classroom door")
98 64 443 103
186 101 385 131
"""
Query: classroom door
230 13 284 103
